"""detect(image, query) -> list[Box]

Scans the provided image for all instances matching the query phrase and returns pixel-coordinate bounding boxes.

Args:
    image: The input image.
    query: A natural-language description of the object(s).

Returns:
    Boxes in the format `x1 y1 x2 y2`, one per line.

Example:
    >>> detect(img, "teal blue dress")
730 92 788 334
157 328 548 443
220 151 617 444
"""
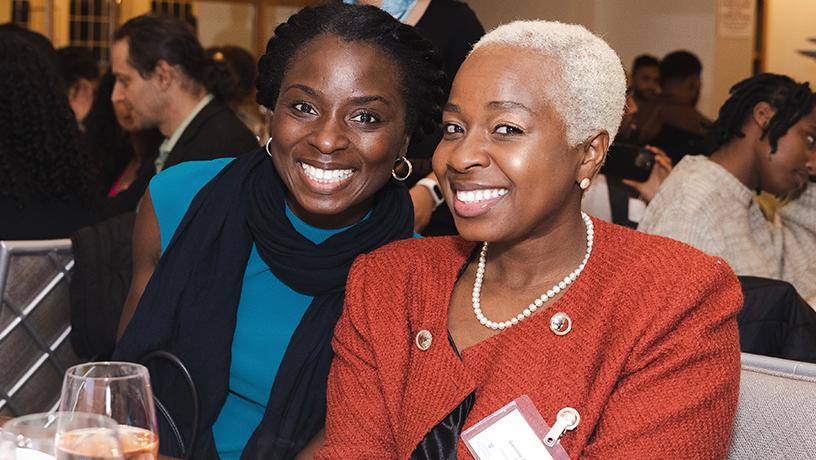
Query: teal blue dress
150 158 349 460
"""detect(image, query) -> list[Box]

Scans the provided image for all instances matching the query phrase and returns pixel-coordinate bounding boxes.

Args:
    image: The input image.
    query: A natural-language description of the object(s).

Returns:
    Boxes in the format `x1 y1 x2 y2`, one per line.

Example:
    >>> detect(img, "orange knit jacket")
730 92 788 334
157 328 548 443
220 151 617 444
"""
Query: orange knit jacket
317 219 742 459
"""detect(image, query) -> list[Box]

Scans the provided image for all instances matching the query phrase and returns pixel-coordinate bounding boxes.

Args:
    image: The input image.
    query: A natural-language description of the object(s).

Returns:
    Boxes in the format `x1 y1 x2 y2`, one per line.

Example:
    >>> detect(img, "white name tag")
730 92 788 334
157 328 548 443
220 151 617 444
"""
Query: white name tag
462 396 574 460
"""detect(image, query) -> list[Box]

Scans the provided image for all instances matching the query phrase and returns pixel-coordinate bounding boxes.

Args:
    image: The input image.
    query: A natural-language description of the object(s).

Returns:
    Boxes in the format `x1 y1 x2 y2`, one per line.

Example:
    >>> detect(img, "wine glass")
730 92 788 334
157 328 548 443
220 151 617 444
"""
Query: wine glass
2 412 123 460
1 429 17 459
60 363 158 460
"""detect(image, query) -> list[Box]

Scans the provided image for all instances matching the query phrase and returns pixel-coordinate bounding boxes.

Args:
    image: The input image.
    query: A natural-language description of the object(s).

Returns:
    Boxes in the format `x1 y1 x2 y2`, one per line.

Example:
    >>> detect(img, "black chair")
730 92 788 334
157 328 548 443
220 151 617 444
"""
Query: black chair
737 276 816 364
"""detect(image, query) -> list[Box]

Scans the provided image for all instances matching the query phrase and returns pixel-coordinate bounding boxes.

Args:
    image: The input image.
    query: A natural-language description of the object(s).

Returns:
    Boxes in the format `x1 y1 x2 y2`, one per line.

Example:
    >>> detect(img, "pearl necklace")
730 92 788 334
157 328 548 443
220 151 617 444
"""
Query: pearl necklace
472 212 594 330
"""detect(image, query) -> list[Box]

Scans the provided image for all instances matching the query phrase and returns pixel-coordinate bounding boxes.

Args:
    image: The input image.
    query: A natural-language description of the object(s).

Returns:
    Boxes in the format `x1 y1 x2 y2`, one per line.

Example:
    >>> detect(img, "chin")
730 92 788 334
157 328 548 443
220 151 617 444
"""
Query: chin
454 220 507 243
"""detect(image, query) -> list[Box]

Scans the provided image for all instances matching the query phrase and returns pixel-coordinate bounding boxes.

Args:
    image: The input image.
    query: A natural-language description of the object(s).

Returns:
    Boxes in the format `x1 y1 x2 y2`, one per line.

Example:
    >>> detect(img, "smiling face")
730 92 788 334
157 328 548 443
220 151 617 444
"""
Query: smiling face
758 108 816 199
433 45 606 243
633 65 660 101
267 34 409 229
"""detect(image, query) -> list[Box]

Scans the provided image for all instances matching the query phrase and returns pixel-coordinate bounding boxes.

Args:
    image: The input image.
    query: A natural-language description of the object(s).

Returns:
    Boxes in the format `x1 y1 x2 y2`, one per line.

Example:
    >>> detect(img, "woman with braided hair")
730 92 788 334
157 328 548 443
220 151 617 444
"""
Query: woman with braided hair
112 3 446 459
0 31 98 239
640 73 816 300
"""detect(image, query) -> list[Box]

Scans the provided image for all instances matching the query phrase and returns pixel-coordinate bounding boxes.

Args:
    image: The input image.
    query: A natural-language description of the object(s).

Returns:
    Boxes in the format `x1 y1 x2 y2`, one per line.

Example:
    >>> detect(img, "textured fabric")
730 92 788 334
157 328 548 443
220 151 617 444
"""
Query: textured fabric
113 149 414 459
728 366 816 459
639 155 816 298
317 220 743 459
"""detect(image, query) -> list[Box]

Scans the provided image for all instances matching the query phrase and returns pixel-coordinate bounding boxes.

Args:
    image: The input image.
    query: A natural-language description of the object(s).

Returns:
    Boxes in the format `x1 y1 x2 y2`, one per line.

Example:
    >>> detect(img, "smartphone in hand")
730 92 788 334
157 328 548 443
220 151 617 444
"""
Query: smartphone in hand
602 143 655 182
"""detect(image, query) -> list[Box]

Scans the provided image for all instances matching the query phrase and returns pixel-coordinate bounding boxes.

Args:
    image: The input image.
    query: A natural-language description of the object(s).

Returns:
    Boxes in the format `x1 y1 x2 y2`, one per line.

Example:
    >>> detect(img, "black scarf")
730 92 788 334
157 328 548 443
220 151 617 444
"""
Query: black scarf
113 148 413 459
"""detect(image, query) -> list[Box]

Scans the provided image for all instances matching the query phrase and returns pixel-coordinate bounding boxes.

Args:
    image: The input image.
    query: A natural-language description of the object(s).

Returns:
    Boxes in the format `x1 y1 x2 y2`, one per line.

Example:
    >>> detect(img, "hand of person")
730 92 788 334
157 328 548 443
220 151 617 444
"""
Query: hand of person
622 145 673 203
409 172 439 234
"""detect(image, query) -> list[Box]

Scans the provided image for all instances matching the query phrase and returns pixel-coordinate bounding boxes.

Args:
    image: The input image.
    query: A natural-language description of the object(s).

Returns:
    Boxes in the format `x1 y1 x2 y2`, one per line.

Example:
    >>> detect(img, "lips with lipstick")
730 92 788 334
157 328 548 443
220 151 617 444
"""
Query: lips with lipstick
451 186 509 217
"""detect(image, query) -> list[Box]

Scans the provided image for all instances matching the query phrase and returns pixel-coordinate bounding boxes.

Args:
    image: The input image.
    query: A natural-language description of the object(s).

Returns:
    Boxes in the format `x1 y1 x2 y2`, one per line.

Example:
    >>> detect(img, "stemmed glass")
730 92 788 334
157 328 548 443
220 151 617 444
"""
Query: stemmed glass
2 412 123 459
59 363 158 460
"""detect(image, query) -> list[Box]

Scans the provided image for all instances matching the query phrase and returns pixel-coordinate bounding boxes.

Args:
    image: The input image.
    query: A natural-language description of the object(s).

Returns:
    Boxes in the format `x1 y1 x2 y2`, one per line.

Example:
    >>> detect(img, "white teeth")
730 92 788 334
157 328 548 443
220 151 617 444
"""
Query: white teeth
456 188 508 203
300 162 354 184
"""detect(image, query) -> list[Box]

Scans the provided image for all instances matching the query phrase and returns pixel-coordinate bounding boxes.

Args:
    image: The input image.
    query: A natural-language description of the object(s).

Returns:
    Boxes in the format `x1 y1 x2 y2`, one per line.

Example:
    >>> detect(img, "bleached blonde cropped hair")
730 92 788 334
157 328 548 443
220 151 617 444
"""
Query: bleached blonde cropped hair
472 20 627 146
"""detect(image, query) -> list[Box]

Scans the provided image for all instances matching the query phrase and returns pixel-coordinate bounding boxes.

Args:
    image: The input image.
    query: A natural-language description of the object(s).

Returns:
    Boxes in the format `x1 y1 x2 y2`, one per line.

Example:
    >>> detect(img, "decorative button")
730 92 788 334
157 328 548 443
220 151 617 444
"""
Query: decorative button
415 330 433 351
549 312 572 336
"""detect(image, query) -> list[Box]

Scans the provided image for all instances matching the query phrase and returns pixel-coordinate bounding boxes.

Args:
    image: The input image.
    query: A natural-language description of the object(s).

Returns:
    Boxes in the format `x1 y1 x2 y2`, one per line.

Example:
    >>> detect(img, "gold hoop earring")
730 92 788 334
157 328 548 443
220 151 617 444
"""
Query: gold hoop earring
391 156 413 181
265 137 273 158
579 178 591 190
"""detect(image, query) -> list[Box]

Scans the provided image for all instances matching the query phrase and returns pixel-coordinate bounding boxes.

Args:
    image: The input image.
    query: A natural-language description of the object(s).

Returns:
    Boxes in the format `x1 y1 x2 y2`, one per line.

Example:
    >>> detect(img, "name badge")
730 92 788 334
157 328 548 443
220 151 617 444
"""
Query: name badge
461 395 576 460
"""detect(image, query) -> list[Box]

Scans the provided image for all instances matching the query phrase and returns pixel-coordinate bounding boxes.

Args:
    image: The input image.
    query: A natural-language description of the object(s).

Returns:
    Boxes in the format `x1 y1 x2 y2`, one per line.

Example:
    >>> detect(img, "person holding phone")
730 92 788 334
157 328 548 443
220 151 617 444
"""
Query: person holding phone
317 20 741 459
639 73 816 299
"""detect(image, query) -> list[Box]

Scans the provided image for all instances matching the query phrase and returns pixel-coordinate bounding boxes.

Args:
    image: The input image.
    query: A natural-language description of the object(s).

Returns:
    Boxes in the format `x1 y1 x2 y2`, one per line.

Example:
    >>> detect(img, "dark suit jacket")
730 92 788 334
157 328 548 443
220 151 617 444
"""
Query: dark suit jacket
103 97 259 217
163 97 259 169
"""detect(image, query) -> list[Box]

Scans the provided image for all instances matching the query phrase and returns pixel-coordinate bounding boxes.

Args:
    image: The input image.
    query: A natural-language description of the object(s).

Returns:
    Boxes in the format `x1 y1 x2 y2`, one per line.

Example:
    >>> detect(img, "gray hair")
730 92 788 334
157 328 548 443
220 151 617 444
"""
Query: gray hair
472 20 626 146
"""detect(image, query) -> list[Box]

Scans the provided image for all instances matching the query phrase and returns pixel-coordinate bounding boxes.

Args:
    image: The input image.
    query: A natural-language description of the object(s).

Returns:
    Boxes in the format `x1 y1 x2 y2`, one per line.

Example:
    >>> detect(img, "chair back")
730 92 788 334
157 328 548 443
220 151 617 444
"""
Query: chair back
728 353 816 459
0 240 84 417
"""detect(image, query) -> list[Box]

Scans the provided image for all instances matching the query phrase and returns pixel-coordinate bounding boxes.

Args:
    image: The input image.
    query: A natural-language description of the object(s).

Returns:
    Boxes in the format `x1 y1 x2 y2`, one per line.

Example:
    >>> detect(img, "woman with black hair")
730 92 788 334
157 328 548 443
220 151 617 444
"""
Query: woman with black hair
0 32 99 240
640 73 816 299
113 3 445 459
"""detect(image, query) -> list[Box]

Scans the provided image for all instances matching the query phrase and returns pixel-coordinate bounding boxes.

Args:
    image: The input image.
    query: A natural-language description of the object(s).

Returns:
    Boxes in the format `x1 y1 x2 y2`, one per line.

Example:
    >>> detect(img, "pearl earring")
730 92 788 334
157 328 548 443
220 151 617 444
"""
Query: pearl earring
579 178 591 190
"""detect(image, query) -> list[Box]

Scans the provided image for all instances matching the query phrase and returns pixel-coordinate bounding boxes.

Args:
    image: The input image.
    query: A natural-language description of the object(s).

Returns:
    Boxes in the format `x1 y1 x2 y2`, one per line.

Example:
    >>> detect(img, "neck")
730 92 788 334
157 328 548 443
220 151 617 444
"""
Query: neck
487 209 588 289
709 137 759 191
158 87 208 138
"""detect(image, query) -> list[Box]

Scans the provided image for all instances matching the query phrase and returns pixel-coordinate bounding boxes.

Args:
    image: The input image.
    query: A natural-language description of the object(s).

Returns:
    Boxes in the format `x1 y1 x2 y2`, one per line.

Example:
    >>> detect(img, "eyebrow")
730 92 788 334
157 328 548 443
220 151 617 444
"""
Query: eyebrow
282 84 389 105
443 101 533 114
487 100 533 113
350 95 390 106
283 83 319 97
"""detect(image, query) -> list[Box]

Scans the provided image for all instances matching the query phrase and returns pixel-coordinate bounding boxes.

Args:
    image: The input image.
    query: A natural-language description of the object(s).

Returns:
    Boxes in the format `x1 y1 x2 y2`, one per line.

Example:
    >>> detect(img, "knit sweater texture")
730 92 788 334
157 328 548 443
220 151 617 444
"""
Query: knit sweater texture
317 218 742 459
638 155 816 298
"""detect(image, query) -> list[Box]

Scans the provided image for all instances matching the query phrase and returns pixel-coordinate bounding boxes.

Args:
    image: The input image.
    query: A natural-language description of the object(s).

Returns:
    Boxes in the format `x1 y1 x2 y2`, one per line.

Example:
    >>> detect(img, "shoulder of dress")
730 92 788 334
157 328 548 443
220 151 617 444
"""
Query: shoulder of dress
150 158 234 192
594 218 734 285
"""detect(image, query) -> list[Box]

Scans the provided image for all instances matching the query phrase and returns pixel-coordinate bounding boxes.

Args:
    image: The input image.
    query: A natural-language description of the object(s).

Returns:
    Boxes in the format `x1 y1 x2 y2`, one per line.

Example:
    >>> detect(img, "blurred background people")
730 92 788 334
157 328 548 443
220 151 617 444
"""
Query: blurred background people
80 72 163 213
635 50 711 163
639 73 816 300
0 31 99 240
206 45 266 139
631 53 661 105
108 14 258 209
57 46 100 133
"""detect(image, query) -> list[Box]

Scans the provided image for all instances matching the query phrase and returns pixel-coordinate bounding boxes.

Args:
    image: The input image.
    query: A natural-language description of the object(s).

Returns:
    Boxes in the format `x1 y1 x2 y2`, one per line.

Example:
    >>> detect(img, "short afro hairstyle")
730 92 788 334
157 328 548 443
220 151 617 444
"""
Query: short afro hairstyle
471 20 627 146
632 54 659 74
660 50 702 84
256 3 446 141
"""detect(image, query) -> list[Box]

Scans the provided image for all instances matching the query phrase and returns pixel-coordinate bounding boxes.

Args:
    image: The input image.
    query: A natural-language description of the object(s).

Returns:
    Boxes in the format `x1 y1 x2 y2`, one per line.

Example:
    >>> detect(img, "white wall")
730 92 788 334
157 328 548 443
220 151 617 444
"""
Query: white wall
764 0 816 84
466 0 754 119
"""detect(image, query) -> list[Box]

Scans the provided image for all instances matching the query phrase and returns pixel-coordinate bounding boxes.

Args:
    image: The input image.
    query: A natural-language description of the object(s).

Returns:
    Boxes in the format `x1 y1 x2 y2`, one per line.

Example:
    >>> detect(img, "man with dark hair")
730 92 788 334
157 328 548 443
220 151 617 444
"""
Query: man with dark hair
110 14 257 176
634 50 710 163
631 54 660 103
57 46 100 131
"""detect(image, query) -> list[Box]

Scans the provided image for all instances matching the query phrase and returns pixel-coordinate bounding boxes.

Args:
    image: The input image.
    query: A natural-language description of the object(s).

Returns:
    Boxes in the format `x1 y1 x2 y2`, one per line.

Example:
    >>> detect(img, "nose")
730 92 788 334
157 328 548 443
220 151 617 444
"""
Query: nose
308 114 350 155
111 80 124 103
442 130 491 174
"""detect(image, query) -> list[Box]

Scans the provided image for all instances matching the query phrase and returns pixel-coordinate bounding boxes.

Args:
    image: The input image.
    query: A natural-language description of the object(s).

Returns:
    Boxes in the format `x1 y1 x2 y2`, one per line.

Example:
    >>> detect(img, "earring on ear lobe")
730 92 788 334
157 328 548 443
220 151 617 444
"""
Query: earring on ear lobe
579 178 591 190
265 137 273 158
